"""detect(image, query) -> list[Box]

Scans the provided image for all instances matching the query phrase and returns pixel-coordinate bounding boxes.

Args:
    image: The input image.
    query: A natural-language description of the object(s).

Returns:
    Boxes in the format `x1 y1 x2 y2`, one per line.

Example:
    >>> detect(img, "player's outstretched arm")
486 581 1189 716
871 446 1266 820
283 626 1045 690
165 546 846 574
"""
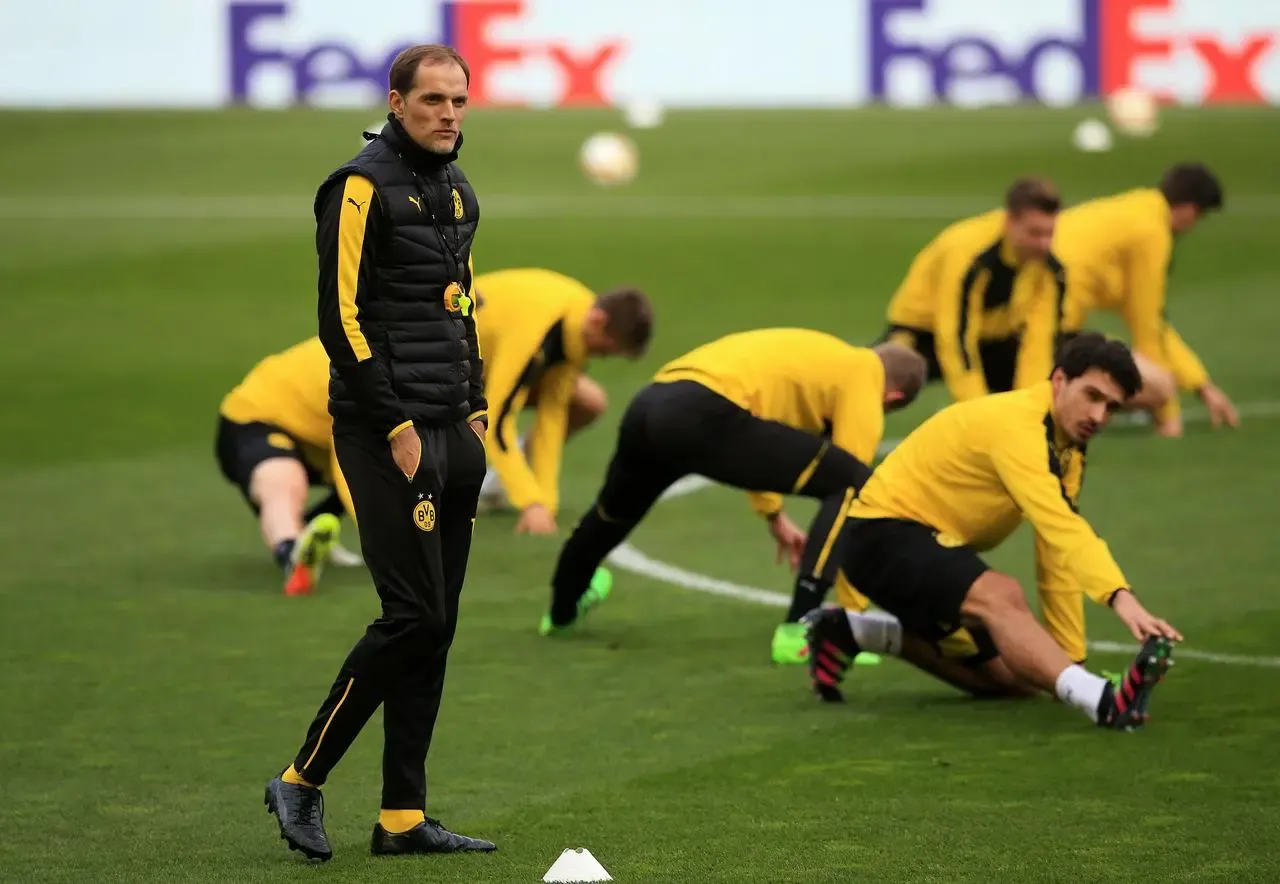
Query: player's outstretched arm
991 425 1128 605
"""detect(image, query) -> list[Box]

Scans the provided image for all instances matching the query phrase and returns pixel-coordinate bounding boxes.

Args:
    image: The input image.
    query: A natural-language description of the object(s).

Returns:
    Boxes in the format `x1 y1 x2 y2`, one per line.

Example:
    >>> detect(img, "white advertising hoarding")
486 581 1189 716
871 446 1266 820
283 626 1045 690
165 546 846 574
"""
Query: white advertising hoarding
0 0 1275 108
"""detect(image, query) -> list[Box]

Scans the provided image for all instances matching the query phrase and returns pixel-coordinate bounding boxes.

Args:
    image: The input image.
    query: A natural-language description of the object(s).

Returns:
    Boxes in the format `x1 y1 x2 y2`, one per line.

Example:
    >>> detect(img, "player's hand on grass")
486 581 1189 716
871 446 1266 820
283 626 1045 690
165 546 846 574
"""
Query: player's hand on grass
516 504 558 536
1155 413 1184 438
1112 590 1183 642
391 427 422 480
1199 383 1240 429
768 513 806 571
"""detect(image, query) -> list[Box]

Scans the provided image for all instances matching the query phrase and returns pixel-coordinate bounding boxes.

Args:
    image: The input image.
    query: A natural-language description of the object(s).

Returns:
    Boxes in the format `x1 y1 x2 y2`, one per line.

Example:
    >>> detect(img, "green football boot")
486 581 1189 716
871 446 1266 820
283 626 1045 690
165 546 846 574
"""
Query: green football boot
771 622 810 664
772 621 882 665
538 567 613 636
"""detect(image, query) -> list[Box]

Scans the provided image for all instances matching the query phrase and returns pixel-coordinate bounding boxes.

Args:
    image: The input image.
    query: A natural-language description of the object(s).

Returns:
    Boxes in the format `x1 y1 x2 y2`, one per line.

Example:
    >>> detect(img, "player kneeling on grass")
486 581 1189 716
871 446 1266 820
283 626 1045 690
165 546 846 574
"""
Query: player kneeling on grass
472 268 653 535
216 337 360 596
1054 163 1238 438
805 333 1181 730
539 328 927 637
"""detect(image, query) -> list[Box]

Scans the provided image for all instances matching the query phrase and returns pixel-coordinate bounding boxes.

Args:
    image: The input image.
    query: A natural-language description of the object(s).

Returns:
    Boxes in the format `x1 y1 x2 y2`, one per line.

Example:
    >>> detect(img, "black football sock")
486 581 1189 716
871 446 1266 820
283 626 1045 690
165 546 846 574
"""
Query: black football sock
549 508 634 626
274 539 297 570
786 492 848 622
304 491 345 523
786 575 830 623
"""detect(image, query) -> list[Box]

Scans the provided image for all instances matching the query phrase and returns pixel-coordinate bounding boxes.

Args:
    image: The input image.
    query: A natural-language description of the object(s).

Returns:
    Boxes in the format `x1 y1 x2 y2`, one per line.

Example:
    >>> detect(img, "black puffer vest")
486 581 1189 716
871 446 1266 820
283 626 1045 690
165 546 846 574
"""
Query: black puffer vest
315 118 480 428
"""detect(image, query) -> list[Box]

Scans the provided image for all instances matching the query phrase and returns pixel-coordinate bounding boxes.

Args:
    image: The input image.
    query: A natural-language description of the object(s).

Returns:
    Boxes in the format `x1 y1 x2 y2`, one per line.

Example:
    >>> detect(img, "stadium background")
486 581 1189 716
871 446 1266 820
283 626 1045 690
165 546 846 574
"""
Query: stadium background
2 0 1279 880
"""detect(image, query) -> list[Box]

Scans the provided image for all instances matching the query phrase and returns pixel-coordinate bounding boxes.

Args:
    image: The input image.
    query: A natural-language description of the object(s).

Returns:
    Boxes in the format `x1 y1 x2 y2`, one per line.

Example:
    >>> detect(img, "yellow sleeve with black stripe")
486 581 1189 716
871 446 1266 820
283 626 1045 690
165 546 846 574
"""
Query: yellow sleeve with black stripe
1035 523 1088 663
989 418 1129 606
934 249 991 402
1032 436 1088 662
316 173 412 440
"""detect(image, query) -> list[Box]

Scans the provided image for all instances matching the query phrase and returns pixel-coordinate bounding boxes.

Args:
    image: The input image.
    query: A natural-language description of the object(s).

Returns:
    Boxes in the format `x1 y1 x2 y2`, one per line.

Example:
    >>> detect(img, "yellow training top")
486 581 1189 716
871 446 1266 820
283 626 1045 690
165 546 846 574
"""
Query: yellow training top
219 337 332 452
886 208 1064 402
852 381 1127 622
652 328 885 517
474 268 595 515
1055 188 1209 421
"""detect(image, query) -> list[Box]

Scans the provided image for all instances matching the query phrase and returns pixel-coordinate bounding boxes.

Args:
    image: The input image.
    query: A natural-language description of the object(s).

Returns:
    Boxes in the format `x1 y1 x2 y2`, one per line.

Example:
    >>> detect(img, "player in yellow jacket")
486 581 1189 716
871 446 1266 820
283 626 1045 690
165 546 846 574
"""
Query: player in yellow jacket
471 268 654 535
540 329 927 638
879 177 1066 402
1054 163 1238 438
804 333 1182 731
216 337 359 596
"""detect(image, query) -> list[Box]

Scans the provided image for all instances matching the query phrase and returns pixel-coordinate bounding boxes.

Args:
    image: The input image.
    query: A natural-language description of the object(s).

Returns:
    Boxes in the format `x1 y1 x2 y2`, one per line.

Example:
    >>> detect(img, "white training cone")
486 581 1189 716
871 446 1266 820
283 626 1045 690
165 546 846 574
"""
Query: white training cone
543 847 613 882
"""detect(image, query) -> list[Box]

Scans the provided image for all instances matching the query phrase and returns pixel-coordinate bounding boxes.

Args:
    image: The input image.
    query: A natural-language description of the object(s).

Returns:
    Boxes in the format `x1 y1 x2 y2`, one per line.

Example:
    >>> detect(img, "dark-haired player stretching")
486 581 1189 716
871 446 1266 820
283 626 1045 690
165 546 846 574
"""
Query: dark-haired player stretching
805 333 1182 731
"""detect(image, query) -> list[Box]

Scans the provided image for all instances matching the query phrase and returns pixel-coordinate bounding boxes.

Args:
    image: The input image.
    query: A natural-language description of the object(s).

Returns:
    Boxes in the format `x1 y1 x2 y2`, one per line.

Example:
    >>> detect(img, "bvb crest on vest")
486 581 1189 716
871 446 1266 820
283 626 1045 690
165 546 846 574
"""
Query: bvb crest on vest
413 498 436 532
451 188 464 220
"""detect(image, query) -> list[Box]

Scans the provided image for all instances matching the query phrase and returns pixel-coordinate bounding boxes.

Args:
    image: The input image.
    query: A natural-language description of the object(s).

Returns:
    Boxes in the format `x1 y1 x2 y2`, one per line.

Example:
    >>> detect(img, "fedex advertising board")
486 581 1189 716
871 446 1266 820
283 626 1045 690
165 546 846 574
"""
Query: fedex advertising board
225 0 859 108
866 0 1280 106
0 0 859 109
227 0 623 108
0 0 1275 108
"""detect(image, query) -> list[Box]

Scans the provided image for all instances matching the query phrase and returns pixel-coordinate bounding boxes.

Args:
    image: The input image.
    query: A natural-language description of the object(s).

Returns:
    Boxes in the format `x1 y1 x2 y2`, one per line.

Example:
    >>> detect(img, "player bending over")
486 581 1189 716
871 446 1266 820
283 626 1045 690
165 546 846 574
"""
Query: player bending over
216 337 359 596
1055 162 1237 438
539 328 927 637
876 176 1066 403
805 333 1181 730
472 267 653 535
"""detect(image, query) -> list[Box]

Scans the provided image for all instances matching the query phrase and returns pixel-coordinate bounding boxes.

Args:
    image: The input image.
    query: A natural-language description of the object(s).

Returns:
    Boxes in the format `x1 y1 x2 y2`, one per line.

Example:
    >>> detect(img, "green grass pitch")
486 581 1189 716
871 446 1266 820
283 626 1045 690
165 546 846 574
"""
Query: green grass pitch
1 105 1279 882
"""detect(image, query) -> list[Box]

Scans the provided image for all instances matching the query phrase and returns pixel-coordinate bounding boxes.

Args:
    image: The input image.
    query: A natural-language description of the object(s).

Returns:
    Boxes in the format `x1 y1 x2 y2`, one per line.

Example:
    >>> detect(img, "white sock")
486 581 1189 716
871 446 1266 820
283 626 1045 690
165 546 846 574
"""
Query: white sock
479 467 502 497
845 611 903 656
518 432 529 455
1054 665 1109 722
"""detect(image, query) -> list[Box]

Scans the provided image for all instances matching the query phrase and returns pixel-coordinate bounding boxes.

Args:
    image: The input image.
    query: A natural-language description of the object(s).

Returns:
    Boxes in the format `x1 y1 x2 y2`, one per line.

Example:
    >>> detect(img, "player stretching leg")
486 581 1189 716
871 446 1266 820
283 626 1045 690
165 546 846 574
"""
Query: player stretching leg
803 333 1180 730
542 330 927 637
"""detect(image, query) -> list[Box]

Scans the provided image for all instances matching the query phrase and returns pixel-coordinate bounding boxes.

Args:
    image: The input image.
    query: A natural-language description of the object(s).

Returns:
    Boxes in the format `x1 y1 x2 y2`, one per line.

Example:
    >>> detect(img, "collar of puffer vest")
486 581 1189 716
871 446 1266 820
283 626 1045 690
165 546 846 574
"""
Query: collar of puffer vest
370 113 464 172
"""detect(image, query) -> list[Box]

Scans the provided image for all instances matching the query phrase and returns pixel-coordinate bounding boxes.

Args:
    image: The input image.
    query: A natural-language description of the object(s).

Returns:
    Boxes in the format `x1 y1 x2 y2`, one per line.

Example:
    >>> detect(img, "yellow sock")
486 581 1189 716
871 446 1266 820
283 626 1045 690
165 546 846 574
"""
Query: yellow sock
281 765 316 788
379 809 426 834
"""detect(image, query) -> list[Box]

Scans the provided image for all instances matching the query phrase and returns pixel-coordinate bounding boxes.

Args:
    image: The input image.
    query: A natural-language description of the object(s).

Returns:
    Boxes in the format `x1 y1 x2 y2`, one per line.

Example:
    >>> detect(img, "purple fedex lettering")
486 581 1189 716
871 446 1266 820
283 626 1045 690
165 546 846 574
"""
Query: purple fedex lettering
867 0 1100 104
228 2 416 104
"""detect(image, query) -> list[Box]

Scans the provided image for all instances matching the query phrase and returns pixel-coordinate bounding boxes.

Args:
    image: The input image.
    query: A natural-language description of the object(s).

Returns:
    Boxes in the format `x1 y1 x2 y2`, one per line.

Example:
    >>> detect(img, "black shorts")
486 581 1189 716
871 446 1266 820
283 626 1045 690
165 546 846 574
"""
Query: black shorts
838 517 991 645
215 417 325 511
875 325 1019 394
594 380 870 522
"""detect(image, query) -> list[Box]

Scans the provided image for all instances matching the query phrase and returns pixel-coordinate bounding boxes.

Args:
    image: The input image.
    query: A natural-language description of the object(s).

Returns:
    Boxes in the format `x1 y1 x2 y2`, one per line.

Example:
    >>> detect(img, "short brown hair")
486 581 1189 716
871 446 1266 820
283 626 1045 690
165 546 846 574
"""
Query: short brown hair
873 342 928 407
595 288 654 356
388 44 470 95
1004 176 1061 216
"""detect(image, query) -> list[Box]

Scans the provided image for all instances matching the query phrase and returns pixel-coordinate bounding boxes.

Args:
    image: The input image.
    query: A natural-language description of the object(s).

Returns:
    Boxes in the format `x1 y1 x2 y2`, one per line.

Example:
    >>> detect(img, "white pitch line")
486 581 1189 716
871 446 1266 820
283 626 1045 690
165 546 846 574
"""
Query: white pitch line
4 193 1280 221
608 400 1280 669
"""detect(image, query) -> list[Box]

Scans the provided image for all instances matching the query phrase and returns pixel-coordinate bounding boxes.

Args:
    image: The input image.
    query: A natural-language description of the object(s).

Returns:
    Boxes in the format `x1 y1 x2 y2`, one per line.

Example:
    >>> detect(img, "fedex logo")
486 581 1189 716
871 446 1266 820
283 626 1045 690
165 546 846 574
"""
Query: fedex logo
868 0 1102 107
868 0 1279 106
227 0 623 108
1102 0 1278 104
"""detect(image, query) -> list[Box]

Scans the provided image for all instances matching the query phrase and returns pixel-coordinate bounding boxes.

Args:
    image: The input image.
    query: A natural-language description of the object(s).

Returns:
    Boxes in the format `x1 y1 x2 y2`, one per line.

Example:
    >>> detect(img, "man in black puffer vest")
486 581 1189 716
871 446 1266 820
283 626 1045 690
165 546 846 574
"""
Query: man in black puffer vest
263 44 495 863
